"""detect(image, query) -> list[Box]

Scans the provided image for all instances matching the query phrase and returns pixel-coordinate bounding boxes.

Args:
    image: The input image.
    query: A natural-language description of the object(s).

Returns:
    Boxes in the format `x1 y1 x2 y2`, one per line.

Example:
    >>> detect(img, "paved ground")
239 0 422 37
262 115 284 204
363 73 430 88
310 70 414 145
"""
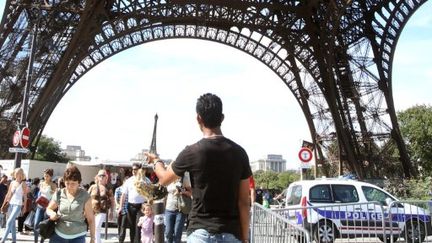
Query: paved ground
0 226 187 242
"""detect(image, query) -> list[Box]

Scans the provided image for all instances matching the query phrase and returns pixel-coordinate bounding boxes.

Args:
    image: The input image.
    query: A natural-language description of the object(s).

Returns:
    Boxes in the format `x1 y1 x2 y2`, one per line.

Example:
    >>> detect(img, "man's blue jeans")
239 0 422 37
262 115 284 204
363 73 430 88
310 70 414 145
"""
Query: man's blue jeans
187 229 241 243
164 209 186 243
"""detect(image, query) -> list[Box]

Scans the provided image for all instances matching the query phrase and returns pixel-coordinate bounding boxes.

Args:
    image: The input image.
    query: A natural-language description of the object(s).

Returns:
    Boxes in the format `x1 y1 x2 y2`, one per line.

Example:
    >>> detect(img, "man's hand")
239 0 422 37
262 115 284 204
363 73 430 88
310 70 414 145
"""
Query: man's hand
144 152 158 164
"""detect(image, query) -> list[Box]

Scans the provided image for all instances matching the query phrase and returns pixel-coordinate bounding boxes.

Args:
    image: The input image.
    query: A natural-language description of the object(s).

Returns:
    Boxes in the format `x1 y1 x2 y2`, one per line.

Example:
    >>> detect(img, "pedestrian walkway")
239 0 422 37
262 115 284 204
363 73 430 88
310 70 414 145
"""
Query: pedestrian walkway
0 226 187 242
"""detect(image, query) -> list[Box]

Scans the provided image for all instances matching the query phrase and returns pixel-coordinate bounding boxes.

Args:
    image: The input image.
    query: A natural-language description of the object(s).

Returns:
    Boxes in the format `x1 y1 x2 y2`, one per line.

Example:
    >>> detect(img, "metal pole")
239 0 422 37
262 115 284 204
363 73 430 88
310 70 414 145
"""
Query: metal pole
152 199 165 243
104 210 108 240
250 203 255 243
14 18 38 169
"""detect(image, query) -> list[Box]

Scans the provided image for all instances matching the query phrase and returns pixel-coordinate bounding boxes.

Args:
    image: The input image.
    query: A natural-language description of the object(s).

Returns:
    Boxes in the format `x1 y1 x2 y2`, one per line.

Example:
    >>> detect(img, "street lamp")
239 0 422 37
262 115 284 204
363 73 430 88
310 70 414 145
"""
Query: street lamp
14 7 40 168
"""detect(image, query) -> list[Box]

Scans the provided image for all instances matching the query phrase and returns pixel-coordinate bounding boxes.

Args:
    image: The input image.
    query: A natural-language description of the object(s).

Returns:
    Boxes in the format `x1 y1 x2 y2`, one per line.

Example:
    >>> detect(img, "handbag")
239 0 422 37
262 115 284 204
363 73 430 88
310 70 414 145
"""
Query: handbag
36 195 49 208
39 189 61 239
24 210 35 229
39 218 56 239
0 201 9 214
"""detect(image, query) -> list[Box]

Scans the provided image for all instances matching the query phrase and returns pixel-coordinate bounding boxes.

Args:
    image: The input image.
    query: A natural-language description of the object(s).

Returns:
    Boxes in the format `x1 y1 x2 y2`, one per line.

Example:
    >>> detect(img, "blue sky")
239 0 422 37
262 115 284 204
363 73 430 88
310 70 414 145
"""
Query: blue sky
1 1 431 169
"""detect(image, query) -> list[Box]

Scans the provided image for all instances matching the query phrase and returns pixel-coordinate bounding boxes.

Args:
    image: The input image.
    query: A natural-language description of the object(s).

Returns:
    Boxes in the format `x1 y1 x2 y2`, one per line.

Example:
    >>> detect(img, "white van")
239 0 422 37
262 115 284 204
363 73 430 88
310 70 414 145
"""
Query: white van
284 178 432 243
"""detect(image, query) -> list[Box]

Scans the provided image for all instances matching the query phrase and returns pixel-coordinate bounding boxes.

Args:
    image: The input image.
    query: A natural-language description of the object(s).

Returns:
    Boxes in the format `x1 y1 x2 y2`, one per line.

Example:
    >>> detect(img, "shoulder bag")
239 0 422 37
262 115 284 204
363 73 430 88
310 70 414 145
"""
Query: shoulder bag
36 195 49 208
0 200 9 214
36 183 51 208
177 176 192 214
24 209 36 229
39 188 61 239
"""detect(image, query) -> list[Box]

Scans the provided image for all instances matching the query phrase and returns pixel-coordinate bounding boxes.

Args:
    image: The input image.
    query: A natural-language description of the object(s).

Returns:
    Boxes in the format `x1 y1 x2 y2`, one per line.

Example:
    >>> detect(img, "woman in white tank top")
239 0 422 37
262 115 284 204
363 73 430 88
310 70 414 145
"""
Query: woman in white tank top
0 168 28 243
34 168 57 243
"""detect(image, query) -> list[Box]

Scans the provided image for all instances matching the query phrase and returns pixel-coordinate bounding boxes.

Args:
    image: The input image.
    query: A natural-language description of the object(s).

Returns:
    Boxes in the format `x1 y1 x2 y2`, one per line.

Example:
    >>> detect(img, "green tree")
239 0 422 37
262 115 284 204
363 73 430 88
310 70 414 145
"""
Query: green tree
275 171 300 189
253 170 300 190
254 170 278 189
398 105 432 176
34 135 69 163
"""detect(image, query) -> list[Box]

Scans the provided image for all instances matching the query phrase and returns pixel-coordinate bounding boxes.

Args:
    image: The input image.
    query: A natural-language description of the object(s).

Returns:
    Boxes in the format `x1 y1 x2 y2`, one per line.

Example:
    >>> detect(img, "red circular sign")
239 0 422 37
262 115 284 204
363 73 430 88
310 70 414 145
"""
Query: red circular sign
12 130 20 146
20 127 30 148
298 147 313 162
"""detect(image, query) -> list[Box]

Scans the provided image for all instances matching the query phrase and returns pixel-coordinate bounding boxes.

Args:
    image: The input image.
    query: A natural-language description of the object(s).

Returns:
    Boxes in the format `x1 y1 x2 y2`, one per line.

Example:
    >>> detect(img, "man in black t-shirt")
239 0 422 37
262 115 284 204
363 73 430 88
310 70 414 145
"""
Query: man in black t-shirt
0 175 7 228
147 93 252 243
0 175 8 206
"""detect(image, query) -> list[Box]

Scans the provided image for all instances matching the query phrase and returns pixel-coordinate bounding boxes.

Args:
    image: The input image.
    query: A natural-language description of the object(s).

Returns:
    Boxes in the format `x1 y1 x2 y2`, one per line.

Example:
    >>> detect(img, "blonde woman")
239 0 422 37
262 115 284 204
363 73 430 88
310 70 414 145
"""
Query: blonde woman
88 169 114 243
34 168 57 243
0 168 28 243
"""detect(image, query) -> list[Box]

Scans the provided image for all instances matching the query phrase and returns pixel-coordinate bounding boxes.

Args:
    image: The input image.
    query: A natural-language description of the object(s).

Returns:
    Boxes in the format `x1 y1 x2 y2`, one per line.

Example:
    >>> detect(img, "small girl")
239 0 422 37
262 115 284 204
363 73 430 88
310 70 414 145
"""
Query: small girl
137 203 154 243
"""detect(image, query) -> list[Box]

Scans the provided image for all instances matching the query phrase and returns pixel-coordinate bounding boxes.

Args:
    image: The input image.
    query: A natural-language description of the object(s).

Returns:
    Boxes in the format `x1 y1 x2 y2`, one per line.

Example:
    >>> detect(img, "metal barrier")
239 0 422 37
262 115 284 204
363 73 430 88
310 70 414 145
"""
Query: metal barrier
251 202 311 243
268 200 432 243
386 200 432 243
273 201 388 243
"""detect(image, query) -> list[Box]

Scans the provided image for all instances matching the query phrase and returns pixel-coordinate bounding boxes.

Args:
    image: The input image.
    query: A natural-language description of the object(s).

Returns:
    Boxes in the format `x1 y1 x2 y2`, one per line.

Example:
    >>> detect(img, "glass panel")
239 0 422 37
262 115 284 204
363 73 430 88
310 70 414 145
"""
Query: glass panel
332 184 359 203
309 185 332 203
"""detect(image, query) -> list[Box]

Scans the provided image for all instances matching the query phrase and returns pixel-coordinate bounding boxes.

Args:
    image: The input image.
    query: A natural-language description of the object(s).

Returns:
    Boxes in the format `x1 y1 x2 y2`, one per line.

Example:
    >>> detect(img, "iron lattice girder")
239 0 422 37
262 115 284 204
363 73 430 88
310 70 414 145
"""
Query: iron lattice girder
0 0 427 177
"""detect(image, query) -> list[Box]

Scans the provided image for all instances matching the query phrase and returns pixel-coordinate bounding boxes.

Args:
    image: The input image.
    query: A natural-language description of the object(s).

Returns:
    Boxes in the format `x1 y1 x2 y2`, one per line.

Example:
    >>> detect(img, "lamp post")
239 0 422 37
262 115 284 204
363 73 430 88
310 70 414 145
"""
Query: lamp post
14 14 38 169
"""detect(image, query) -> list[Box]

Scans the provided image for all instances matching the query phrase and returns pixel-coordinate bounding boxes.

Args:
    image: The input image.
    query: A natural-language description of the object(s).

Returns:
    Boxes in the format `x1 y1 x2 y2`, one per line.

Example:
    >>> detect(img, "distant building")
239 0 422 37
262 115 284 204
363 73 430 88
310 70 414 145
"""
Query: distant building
251 154 286 173
132 149 172 164
62 145 91 161
133 149 149 161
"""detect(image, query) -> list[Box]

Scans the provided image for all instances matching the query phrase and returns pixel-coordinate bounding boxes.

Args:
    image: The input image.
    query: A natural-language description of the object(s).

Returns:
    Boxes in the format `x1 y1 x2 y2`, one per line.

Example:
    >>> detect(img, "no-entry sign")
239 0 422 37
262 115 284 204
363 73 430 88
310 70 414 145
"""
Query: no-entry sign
20 127 30 148
298 147 313 162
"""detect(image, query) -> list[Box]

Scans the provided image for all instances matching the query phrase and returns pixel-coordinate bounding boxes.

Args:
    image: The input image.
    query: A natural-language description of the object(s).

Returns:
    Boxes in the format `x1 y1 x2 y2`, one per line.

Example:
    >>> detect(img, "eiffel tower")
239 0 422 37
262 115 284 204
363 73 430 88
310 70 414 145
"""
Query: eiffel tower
149 113 158 156
0 0 428 179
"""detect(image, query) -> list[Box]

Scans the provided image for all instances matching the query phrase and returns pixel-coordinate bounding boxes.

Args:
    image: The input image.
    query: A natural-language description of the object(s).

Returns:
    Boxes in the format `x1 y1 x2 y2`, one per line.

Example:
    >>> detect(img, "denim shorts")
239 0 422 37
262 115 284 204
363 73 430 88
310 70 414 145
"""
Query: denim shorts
187 229 241 243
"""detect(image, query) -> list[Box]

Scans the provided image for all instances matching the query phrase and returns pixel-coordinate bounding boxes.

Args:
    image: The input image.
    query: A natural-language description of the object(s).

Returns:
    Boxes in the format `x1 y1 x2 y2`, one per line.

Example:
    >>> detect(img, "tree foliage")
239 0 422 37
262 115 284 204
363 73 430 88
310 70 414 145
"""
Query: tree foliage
385 177 432 200
398 105 432 176
34 135 69 163
253 170 300 190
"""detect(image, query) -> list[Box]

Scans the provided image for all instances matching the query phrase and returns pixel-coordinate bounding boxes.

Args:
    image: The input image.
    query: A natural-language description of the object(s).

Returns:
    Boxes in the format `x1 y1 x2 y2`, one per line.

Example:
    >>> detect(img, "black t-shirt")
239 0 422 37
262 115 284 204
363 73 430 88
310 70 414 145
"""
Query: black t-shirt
0 183 7 205
171 136 252 239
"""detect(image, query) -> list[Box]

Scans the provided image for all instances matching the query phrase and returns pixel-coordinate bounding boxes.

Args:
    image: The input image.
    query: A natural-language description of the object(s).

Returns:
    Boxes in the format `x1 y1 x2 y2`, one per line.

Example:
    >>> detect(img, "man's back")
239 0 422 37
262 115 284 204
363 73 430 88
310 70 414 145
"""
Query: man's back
171 136 251 238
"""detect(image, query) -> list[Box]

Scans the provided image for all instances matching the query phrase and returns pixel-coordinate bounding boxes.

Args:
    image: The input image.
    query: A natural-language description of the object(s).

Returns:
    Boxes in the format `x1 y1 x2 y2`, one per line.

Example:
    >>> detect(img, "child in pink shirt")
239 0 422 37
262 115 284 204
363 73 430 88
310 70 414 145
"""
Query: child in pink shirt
137 203 154 243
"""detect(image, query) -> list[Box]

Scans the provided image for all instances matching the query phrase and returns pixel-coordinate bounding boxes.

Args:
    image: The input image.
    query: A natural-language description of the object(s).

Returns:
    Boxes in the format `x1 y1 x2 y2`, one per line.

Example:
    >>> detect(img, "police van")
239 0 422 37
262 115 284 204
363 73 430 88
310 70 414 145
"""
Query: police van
284 178 432 243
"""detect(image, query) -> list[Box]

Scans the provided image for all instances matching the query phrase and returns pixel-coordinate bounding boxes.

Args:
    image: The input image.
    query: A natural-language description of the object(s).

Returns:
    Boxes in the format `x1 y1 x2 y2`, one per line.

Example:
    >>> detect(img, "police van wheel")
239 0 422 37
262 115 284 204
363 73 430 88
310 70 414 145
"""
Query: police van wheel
404 220 426 243
314 221 337 243
378 236 398 243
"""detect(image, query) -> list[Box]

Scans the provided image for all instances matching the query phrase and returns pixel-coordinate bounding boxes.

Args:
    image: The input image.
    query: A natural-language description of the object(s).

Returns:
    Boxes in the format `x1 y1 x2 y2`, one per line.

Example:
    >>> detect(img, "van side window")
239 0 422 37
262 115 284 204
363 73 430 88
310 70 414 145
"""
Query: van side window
362 186 392 205
332 185 359 203
286 185 302 205
309 185 332 203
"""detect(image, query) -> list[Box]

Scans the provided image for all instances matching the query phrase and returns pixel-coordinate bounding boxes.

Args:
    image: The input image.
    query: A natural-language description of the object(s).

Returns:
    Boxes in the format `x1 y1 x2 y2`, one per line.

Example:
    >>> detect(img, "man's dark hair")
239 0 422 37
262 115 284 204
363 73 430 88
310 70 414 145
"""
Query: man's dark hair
32 177 40 185
196 93 223 128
